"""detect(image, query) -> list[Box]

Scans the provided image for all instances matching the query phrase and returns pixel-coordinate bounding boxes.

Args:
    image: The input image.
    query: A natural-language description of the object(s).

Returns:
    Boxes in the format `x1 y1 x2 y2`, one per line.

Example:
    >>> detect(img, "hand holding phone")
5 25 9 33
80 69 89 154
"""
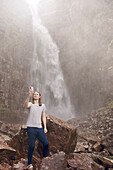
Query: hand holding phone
29 86 34 95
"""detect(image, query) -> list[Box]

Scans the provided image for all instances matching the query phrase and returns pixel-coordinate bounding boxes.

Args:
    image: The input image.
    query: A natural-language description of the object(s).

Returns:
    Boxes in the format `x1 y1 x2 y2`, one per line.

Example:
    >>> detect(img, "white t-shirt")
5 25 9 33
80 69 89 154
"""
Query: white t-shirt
26 102 47 128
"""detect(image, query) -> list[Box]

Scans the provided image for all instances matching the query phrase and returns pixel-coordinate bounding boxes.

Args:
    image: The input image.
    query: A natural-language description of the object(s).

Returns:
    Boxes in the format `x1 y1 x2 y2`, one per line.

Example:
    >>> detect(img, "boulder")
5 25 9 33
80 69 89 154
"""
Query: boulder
91 161 105 170
74 144 87 153
13 161 25 170
9 115 77 159
98 149 110 157
92 155 113 169
8 127 29 159
101 133 113 147
101 133 113 155
0 164 9 170
67 153 113 170
0 141 16 164
93 142 103 152
0 121 21 143
67 153 94 170
0 132 11 143
43 115 77 154
0 122 21 137
40 151 67 170
13 158 28 170
88 136 100 145
97 157 113 168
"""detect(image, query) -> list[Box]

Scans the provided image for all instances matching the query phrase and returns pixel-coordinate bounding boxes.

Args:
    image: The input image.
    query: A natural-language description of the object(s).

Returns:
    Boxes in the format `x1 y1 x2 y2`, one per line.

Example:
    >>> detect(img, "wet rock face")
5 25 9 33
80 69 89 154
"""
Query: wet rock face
0 0 33 123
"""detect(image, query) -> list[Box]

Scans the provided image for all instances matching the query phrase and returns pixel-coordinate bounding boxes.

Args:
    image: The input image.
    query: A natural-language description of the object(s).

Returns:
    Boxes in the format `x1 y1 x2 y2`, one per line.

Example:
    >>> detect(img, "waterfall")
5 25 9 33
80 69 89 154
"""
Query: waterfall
25 0 74 121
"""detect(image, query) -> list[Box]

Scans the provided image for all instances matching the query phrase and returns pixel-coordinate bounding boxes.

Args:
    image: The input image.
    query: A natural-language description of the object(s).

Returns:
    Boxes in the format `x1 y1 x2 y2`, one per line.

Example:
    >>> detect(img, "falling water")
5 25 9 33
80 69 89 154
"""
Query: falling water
25 0 74 121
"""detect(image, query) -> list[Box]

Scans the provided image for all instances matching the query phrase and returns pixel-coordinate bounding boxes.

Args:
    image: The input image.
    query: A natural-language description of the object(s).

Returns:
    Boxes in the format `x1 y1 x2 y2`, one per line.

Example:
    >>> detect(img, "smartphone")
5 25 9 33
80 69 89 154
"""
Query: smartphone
29 86 34 91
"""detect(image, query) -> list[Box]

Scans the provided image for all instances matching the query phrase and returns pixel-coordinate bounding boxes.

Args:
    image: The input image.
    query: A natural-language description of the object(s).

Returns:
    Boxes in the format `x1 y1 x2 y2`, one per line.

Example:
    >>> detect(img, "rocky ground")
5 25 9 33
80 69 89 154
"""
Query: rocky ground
68 101 113 139
0 115 77 169
0 101 113 169
67 100 113 169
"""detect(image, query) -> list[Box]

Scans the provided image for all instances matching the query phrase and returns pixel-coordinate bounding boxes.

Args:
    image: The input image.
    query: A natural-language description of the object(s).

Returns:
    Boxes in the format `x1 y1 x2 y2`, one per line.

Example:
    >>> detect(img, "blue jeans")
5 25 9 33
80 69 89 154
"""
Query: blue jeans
27 127 49 165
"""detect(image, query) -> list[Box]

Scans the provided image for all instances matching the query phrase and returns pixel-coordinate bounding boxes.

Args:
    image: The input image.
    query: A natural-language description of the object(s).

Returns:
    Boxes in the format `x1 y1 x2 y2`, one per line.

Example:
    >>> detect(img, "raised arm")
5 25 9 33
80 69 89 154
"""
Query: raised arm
24 90 32 109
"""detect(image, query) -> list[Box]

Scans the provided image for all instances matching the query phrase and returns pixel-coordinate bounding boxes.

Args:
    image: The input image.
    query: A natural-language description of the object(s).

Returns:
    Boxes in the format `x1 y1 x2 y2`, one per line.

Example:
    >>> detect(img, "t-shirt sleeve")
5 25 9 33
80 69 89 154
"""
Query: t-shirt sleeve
28 102 32 108
42 104 47 112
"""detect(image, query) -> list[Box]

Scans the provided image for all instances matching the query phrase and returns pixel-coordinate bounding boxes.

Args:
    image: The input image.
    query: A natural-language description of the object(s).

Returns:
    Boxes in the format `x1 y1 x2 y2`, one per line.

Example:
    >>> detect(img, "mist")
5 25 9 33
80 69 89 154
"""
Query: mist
0 0 113 123
39 0 113 116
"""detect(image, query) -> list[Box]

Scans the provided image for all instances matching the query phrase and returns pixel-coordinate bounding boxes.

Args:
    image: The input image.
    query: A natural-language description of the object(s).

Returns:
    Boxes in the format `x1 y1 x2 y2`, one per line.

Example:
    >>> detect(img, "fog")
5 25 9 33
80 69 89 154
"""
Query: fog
0 0 113 122
39 0 113 116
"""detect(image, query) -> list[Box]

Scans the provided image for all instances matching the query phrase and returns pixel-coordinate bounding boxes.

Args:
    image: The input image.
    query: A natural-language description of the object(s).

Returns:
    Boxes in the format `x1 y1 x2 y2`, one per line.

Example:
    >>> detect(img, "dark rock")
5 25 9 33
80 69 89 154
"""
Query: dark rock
8 127 29 159
66 168 74 170
92 155 113 169
8 115 77 159
99 149 110 157
0 141 16 164
0 122 21 143
13 162 25 169
91 161 105 170
0 164 9 170
13 158 28 170
43 115 77 155
97 157 113 168
108 148 113 155
101 133 113 155
101 133 113 147
0 132 11 143
67 153 94 170
93 142 103 152
74 144 87 153
40 151 67 170
68 104 113 139
1 162 12 169
88 136 100 145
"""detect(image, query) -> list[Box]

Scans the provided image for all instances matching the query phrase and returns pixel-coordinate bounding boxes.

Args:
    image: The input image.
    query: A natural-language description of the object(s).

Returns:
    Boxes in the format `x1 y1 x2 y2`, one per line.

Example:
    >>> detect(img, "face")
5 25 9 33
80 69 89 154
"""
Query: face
33 92 40 100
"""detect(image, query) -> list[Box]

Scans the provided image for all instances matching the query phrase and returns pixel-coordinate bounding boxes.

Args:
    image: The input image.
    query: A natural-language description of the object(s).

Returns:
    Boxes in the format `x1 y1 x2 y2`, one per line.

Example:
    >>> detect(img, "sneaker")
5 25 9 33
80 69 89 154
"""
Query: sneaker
27 164 33 170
